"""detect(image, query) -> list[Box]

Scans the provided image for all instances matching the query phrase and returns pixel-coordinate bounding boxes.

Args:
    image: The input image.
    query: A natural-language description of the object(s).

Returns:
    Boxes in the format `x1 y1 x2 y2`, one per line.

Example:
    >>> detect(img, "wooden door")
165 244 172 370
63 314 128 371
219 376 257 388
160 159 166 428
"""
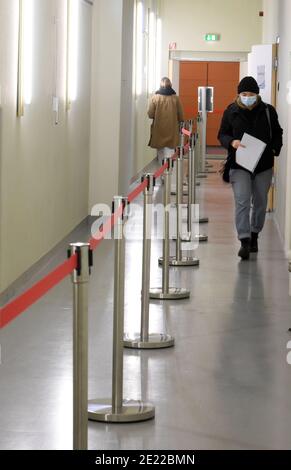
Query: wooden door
179 62 208 121
179 61 240 146
207 62 240 145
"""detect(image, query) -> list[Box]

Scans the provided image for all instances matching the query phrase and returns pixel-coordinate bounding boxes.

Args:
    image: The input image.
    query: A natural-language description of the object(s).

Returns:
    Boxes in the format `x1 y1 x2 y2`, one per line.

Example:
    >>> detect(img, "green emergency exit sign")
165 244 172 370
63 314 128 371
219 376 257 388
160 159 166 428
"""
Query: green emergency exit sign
205 34 220 41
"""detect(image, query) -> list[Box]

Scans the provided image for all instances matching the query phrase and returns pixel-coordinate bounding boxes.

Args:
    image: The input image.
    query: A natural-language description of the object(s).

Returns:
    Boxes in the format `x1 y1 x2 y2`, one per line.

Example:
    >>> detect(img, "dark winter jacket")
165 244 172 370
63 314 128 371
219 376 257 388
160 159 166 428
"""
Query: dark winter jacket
218 99 283 174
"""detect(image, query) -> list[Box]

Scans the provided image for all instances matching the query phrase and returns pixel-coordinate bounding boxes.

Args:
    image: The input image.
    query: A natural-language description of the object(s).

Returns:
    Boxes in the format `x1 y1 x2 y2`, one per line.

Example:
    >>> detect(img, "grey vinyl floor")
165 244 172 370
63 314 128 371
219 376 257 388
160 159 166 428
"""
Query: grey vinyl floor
1 161 291 450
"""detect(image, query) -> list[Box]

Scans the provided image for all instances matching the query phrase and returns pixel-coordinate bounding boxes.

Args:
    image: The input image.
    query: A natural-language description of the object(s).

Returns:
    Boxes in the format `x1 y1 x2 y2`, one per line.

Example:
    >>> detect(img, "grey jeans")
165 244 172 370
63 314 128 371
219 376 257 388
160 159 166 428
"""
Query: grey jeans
229 168 273 240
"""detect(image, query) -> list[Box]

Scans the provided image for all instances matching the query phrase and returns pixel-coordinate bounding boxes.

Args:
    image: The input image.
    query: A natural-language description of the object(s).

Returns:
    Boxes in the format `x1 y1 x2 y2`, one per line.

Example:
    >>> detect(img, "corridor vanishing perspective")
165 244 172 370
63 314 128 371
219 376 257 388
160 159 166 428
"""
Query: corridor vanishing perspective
1 0 291 458
1 163 290 450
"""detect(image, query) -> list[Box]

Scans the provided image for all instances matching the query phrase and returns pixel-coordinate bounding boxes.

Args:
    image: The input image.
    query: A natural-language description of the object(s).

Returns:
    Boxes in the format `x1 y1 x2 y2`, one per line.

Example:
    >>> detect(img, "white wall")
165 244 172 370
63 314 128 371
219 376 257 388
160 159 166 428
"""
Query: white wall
119 0 135 194
262 0 279 44
160 0 263 76
89 0 123 210
248 44 274 104
272 0 291 257
0 0 92 292
171 59 180 94
261 0 291 259
90 0 143 209
133 0 162 175
240 61 249 80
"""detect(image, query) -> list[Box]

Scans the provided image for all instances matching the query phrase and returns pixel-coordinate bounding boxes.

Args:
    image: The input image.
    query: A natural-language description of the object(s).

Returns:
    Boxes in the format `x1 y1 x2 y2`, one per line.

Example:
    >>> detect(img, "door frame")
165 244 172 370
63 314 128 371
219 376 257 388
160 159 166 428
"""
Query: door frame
169 51 248 95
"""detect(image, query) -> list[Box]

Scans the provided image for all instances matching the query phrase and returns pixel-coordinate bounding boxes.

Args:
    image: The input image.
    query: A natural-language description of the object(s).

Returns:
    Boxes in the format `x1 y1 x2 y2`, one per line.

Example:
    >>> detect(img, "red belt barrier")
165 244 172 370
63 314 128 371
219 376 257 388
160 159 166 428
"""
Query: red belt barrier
0 255 77 329
154 160 169 179
182 128 191 137
89 213 115 252
0 157 172 330
128 178 148 203
172 149 179 161
89 203 124 251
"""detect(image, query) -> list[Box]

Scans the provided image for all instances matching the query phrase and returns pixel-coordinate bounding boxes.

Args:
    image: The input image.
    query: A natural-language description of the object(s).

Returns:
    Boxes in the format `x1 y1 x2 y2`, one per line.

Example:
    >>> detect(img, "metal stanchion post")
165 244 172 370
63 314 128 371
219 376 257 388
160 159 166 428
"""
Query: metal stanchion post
194 128 209 227
69 242 92 450
171 121 200 197
187 121 193 236
175 128 208 243
191 131 196 217
197 110 216 175
196 115 207 179
171 121 190 196
175 141 184 258
160 138 199 266
88 197 155 422
180 123 202 238
124 175 174 349
171 121 188 196
150 159 190 299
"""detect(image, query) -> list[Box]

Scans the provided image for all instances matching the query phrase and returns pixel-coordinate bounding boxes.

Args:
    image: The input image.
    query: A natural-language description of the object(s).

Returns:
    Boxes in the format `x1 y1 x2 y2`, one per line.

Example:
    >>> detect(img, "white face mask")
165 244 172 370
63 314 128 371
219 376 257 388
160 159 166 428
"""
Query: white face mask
240 95 257 107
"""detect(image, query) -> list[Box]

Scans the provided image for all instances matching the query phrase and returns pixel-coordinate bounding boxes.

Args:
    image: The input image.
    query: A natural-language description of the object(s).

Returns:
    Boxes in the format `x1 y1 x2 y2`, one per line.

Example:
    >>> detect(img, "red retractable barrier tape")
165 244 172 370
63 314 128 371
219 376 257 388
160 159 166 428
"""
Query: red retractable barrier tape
89 201 124 251
182 128 191 137
0 158 172 330
128 179 148 203
154 160 169 179
0 255 77 329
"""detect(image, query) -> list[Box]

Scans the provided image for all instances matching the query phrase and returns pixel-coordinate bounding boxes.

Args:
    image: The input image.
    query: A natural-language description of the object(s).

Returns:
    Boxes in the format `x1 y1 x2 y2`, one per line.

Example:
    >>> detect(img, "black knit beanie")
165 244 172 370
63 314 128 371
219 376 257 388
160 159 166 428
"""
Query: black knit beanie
238 76 260 94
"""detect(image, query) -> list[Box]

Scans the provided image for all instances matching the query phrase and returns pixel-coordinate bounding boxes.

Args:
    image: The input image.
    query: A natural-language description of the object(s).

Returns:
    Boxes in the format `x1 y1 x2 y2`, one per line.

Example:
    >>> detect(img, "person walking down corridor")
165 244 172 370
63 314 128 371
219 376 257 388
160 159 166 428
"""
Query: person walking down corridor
148 77 184 165
218 76 283 260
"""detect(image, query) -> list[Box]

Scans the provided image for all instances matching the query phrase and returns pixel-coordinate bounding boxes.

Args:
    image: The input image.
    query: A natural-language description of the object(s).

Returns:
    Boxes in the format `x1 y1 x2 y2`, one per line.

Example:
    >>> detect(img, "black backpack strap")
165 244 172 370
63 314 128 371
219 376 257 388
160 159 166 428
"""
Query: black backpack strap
265 104 273 141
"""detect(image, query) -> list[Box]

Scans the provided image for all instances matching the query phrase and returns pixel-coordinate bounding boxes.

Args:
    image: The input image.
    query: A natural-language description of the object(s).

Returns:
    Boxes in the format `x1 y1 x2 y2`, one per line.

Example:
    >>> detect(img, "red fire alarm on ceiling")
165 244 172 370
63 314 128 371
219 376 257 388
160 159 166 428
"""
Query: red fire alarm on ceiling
259 11 264 17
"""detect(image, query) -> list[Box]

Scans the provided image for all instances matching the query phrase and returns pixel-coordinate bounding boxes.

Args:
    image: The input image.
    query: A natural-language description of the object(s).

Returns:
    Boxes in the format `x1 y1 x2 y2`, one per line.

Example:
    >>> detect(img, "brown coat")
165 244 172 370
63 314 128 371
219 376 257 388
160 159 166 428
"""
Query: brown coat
148 94 184 149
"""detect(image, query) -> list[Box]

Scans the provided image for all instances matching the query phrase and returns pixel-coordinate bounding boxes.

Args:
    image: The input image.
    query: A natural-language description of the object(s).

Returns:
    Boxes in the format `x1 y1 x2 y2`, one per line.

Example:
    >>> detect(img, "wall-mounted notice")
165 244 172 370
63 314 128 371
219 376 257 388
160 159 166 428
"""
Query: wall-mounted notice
257 65 266 89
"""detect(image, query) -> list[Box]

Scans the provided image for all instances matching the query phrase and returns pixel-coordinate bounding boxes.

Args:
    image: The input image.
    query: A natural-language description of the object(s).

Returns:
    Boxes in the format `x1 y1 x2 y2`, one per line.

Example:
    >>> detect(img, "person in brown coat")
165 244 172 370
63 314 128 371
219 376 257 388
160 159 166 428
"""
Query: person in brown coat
148 77 184 164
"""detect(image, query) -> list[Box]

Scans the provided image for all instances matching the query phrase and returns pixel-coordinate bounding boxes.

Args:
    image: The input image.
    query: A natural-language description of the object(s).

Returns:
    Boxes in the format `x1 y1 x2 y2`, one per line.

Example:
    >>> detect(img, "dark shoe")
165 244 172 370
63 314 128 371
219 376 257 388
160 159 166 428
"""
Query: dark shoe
238 238 250 260
250 232 259 253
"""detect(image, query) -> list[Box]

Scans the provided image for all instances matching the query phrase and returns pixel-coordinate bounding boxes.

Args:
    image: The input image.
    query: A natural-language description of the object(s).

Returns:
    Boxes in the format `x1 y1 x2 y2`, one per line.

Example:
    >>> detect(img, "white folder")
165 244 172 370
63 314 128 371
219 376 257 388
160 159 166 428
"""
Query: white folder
236 133 267 172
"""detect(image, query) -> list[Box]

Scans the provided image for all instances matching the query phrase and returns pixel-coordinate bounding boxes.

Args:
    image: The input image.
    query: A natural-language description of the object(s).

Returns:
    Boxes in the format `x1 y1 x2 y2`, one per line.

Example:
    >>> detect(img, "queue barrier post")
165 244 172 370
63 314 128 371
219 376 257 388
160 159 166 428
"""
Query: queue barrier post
190 130 209 240
88 196 155 422
162 132 199 266
194 122 210 226
124 174 174 349
180 121 203 242
69 242 92 450
150 159 190 300
196 114 207 179
171 120 191 196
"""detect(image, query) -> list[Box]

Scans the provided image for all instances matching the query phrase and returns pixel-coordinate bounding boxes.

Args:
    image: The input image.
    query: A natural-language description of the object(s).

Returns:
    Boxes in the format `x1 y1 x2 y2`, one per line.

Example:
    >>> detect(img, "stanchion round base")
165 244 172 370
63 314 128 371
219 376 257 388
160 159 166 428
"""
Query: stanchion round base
149 287 190 300
158 256 199 267
123 333 175 349
206 170 217 174
179 234 192 242
88 399 155 423
196 182 201 186
172 235 188 241
195 234 208 242
197 174 207 178
172 233 205 246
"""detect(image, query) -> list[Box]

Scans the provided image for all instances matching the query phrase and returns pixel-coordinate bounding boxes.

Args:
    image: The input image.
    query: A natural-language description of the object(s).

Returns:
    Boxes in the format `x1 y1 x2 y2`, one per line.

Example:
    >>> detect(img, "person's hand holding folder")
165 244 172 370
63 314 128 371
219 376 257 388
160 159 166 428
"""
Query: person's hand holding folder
235 133 267 173
231 140 246 150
